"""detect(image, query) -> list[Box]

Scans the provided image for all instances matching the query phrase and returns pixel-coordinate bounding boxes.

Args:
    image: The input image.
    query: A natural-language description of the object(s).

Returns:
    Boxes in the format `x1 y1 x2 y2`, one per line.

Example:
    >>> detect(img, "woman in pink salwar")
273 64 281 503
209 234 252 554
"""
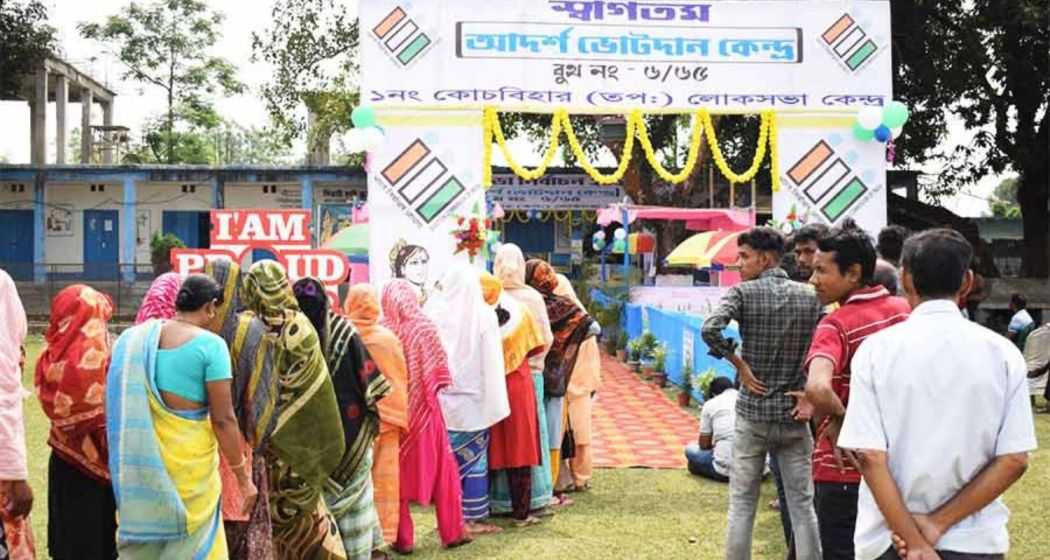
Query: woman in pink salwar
380 280 470 553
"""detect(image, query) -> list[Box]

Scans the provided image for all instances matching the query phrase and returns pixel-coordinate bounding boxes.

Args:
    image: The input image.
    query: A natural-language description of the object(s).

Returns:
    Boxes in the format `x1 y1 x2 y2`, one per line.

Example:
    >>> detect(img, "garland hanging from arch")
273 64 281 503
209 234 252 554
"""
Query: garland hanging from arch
482 107 782 193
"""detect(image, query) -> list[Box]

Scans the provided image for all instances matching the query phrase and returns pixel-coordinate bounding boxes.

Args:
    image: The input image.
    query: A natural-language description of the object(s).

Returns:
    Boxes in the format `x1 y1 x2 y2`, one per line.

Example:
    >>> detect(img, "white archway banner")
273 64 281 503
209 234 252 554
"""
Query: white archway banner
361 0 892 111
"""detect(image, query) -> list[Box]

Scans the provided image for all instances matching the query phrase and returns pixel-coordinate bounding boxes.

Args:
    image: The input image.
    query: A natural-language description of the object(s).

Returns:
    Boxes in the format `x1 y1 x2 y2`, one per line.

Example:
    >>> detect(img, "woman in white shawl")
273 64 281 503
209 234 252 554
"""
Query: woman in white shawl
425 263 509 536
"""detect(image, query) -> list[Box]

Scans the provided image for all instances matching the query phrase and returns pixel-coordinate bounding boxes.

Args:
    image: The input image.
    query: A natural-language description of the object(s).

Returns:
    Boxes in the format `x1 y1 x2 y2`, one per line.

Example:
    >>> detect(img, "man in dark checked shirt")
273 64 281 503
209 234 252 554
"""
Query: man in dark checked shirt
703 226 823 560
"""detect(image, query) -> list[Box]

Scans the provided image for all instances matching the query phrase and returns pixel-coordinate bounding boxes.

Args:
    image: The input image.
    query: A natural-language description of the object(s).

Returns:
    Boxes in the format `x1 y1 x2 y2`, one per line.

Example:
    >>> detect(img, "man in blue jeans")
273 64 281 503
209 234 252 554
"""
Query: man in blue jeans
703 227 823 560
685 377 737 482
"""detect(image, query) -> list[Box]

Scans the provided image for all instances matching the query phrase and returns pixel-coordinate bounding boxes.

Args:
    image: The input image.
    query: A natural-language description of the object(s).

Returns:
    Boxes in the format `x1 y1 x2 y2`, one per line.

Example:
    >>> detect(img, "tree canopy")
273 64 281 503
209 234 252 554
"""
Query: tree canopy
0 0 56 99
79 0 243 164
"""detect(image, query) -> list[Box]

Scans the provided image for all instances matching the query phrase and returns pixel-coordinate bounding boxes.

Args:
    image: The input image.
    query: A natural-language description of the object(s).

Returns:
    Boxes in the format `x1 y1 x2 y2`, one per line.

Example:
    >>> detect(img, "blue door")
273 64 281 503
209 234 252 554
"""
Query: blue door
0 210 34 280
162 210 209 248
84 209 119 280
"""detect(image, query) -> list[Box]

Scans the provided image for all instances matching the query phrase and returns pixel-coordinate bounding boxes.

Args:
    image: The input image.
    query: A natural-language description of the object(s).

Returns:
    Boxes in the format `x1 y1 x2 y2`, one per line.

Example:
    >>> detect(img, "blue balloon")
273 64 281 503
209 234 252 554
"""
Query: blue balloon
874 125 892 143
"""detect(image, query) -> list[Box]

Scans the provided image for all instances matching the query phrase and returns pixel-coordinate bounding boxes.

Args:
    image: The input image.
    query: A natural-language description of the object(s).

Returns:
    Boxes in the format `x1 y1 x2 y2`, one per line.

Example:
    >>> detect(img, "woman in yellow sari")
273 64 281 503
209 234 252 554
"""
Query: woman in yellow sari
107 274 257 559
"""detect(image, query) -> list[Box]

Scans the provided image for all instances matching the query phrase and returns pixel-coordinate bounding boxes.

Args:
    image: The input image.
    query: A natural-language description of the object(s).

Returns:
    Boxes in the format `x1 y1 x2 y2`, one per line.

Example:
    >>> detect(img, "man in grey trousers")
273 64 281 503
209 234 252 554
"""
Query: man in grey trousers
702 226 822 560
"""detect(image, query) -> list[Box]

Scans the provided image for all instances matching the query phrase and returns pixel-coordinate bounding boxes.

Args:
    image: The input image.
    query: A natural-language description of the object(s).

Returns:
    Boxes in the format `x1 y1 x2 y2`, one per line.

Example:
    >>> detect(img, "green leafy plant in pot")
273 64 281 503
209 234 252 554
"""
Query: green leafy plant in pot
150 232 186 275
678 363 694 406
637 330 659 379
627 338 642 372
615 331 628 362
650 344 668 387
692 368 717 408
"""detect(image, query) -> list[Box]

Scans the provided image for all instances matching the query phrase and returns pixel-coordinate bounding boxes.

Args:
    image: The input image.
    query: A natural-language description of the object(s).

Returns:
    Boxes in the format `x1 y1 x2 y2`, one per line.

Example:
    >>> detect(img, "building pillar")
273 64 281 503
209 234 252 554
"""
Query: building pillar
81 88 94 164
33 174 45 283
102 101 114 164
122 176 137 282
301 176 315 243
55 75 68 164
31 68 48 165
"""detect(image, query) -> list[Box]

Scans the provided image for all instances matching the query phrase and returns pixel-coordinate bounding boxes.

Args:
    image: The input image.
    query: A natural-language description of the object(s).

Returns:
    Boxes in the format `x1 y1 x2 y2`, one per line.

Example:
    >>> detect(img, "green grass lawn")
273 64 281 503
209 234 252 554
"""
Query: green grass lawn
19 335 1050 558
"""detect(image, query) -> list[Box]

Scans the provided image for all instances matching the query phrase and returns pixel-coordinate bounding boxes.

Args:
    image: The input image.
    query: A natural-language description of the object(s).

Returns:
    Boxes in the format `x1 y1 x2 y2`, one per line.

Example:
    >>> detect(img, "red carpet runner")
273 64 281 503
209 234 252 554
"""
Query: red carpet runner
591 354 699 469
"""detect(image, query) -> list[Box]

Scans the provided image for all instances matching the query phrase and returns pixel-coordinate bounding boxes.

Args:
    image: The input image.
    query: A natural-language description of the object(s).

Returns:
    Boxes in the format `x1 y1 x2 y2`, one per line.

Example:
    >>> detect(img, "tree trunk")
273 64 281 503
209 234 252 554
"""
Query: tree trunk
1018 172 1049 278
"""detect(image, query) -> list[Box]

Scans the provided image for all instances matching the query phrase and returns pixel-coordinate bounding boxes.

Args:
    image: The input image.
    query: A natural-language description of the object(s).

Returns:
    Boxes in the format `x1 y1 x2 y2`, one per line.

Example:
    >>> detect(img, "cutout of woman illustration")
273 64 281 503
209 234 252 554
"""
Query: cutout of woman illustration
390 239 431 304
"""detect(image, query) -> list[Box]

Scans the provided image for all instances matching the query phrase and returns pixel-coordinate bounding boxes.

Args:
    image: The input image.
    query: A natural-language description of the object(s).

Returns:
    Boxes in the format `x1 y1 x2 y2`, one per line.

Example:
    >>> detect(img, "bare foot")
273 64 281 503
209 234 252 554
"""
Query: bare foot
513 515 542 528
467 521 503 536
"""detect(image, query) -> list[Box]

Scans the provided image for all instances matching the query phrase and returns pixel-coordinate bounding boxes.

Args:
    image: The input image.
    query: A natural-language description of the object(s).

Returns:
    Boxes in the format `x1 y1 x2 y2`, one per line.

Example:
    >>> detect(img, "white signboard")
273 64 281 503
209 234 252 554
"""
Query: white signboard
487 174 624 210
368 111 485 295
773 115 887 232
361 0 892 111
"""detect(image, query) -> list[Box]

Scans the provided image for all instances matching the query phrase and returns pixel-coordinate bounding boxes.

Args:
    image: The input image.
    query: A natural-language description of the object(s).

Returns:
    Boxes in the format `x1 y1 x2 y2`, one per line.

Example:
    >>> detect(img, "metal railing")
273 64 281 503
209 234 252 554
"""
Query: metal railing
5 262 160 319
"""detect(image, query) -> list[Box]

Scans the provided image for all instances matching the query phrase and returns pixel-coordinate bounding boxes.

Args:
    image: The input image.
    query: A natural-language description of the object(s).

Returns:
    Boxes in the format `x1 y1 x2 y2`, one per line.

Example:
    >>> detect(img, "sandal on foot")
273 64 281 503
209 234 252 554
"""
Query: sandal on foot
513 516 543 528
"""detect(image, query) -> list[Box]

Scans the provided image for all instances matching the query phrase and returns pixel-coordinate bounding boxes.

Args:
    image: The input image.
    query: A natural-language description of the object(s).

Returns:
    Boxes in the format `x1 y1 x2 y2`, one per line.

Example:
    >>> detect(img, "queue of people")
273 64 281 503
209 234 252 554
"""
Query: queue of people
693 222 1037 560
0 242 601 559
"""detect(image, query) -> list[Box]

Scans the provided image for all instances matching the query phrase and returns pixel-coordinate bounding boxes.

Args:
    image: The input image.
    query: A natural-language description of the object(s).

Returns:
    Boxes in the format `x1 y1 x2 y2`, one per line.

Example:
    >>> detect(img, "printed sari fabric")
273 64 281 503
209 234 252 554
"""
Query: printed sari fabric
242 261 347 560
106 321 226 559
381 280 467 549
36 285 117 559
345 284 408 546
448 429 491 521
134 272 183 324
295 278 391 559
35 284 114 482
204 258 277 559
524 260 596 398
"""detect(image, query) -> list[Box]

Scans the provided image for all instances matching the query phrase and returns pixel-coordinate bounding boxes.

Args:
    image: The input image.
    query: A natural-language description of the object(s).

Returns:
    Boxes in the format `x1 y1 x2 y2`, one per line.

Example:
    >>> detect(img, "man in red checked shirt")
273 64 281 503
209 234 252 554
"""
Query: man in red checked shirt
790 221 911 560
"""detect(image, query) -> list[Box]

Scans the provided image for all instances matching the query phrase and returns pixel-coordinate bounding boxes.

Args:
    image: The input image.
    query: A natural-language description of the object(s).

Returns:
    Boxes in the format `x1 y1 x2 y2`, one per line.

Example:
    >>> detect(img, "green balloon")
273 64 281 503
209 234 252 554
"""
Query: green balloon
853 122 875 141
883 101 910 129
351 106 376 128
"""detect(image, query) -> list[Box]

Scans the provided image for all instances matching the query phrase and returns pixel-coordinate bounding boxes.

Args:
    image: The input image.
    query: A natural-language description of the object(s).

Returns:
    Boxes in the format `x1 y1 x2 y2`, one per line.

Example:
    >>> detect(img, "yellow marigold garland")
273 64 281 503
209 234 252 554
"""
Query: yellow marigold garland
482 106 780 191
635 110 705 184
701 109 771 185
559 111 636 185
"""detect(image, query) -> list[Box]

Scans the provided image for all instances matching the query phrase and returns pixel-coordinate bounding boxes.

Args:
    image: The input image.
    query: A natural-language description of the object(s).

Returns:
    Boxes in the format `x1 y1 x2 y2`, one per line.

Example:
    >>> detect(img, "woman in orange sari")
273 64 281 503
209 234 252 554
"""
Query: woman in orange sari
35 284 117 559
344 285 408 547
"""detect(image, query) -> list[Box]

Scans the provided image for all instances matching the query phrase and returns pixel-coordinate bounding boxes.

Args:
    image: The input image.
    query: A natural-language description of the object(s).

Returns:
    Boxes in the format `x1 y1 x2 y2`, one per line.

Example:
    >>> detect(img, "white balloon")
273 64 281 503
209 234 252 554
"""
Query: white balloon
614 228 627 240
343 129 369 153
857 106 883 130
594 231 606 240
891 127 903 139
361 127 386 151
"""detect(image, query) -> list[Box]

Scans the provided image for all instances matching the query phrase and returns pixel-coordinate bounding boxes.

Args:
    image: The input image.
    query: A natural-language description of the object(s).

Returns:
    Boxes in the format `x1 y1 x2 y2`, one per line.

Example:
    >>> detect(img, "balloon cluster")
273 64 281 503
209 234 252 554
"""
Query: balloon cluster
853 101 909 144
345 106 386 153
593 228 629 253
592 230 607 251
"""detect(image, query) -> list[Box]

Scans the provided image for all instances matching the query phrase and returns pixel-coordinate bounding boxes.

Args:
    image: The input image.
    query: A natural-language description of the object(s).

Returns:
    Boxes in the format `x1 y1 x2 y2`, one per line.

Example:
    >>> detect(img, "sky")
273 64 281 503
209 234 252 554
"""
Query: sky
0 0 1004 217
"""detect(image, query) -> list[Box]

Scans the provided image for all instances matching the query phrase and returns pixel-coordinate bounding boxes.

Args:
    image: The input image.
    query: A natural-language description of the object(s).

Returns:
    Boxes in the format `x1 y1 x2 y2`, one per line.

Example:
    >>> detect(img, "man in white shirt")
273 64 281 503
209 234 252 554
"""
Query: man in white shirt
838 229 1037 560
1007 293 1035 348
685 377 737 482
1025 322 1050 409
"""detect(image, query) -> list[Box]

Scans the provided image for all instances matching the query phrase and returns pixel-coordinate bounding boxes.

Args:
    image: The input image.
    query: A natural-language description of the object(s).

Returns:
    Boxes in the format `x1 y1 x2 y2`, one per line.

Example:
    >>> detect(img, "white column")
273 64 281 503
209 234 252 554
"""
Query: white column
55 75 68 164
31 68 47 165
80 87 94 164
102 101 114 164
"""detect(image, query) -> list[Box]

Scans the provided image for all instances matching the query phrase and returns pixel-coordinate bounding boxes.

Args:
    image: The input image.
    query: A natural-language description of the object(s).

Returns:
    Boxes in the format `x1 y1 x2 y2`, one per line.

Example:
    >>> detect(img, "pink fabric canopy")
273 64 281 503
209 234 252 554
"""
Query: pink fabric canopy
596 205 754 232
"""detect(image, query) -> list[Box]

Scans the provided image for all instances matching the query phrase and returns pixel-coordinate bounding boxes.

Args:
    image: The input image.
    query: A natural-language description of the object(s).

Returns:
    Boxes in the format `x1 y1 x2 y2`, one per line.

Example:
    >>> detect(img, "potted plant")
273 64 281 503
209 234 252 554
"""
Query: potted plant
615 331 628 362
150 232 186 275
678 363 694 407
691 368 717 407
650 344 668 387
627 338 642 372
637 330 659 378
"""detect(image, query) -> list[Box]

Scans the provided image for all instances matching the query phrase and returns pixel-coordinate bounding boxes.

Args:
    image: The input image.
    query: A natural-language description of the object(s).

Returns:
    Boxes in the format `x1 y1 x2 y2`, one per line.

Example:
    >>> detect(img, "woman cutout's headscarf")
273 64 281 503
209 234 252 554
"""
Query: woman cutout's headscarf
494 244 552 370
135 272 183 324
525 260 596 397
36 285 114 482
425 265 509 432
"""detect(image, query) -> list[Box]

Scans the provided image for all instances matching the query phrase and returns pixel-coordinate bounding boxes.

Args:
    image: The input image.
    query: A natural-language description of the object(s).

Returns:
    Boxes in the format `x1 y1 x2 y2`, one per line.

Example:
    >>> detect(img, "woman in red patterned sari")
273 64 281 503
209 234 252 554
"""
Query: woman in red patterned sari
380 280 469 553
34 284 117 559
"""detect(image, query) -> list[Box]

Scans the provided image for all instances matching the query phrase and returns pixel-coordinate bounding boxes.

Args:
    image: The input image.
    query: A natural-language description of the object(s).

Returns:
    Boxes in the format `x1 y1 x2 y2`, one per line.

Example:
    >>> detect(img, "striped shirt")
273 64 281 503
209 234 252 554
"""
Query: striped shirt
702 267 822 423
805 285 911 483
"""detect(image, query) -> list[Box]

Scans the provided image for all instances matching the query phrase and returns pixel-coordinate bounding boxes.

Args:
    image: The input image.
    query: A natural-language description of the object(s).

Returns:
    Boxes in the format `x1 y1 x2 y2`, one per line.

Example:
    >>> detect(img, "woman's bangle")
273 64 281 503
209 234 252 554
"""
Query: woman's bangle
228 455 247 471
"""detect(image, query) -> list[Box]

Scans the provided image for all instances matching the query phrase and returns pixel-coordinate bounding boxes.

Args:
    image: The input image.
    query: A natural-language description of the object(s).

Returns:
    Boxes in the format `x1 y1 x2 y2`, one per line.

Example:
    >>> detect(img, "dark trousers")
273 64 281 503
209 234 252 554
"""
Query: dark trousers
878 548 1004 560
506 467 533 520
770 453 795 560
815 481 859 560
